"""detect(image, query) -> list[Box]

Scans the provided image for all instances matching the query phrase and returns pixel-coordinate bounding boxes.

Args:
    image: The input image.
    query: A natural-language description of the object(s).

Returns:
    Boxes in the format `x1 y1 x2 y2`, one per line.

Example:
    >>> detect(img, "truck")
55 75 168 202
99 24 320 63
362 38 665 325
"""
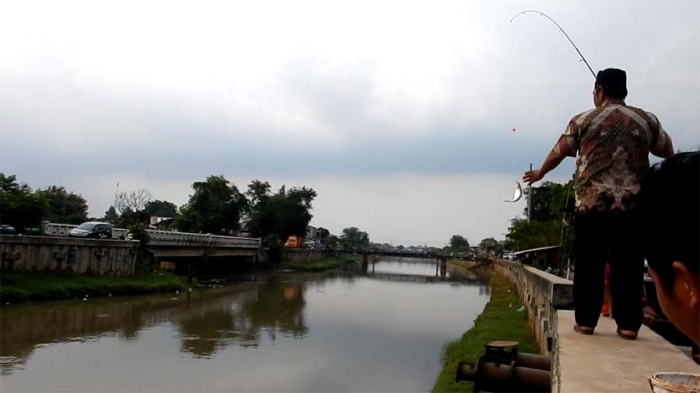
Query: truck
285 235 304 248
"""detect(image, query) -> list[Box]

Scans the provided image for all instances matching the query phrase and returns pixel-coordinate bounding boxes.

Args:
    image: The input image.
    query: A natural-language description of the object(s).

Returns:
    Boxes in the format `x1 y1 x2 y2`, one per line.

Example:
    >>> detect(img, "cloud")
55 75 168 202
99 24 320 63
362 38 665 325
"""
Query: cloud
1 0 698 243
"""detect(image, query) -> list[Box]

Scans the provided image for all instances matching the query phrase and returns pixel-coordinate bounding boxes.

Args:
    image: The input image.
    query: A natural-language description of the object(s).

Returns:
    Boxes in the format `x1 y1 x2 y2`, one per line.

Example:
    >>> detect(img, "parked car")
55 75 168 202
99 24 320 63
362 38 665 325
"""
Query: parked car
0 225 17 235
69 222 113 239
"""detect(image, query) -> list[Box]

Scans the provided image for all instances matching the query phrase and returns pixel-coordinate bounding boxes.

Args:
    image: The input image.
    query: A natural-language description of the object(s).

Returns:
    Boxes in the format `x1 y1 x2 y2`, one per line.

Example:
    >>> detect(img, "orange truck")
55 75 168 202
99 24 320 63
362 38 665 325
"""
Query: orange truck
285 236 304 248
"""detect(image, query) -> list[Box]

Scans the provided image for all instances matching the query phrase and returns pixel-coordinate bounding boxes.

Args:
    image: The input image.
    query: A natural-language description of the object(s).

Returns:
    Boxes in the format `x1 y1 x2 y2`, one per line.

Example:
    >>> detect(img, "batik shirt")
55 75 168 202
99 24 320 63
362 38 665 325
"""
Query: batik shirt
552 100 673 214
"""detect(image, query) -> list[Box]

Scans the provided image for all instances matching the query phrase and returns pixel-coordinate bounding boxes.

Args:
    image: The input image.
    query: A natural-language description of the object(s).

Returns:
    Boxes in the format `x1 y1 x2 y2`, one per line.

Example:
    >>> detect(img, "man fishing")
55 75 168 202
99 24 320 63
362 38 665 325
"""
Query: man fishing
522 68 674 339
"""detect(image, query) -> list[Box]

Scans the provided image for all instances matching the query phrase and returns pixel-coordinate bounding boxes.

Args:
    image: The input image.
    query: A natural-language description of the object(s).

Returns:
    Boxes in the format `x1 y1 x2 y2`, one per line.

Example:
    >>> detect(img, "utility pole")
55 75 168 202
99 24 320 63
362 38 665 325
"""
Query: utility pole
527 163 533 223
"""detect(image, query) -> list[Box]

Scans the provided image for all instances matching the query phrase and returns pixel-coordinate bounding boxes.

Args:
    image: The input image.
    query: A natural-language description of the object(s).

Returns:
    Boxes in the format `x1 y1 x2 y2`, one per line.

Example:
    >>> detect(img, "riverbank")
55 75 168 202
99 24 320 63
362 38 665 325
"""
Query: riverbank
0 272 188 304
277 254 360 272
432 272 538 393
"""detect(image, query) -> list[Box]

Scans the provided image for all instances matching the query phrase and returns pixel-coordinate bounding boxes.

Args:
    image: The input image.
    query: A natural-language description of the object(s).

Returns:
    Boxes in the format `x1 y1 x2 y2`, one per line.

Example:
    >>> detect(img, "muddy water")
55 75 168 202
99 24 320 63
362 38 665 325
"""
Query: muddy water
0 259 490 392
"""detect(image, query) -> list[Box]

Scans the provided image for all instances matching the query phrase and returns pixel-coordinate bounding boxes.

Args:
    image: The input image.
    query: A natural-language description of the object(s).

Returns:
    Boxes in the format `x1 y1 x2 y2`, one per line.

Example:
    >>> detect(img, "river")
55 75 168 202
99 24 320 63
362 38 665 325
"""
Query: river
0 258 490 392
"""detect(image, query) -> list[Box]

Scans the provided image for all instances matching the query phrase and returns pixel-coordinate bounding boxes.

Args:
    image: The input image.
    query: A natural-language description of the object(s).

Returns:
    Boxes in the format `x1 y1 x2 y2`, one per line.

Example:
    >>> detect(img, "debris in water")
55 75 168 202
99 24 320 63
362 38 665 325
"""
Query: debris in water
516 306 525 312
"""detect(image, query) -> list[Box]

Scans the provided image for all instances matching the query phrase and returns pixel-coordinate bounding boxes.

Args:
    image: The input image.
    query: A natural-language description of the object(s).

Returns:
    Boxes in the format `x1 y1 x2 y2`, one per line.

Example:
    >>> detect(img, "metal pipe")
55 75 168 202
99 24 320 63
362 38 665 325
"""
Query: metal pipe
456 362 551 393
455 341 552 392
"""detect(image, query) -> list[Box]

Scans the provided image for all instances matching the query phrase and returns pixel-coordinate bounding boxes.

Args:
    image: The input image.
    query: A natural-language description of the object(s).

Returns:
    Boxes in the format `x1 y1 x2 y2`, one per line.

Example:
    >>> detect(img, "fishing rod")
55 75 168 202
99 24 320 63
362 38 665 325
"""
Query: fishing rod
511 10 596 79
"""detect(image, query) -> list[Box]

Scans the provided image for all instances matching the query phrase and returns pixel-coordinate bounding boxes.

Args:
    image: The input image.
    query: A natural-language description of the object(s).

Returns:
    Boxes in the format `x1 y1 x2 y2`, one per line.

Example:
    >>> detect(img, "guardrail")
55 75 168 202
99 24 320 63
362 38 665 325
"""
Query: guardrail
146 230 260 248
41 222 128 239
41 222 261 249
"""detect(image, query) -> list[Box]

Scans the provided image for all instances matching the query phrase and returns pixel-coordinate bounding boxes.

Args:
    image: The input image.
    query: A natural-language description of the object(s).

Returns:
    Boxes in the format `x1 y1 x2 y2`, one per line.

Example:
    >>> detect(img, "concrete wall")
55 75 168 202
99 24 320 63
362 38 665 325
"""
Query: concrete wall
283 249 327 263
493 259 573 355
1 235 140 276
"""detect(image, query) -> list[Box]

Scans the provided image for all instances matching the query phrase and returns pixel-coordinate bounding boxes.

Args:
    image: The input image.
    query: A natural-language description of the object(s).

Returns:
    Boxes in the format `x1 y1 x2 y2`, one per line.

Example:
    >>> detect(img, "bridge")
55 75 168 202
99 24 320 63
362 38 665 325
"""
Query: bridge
41 222 261 262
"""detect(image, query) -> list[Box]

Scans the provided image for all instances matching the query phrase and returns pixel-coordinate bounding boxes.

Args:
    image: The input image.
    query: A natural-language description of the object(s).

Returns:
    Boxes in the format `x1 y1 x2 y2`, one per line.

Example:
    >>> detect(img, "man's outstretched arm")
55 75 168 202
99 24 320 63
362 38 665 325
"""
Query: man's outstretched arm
523 150 567 184
523 117 580 185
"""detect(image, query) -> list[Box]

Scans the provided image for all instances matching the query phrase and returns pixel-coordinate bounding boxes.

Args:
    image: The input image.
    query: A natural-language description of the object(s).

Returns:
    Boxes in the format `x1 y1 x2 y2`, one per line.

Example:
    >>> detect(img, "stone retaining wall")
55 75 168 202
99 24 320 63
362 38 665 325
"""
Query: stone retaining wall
1 235 140 276
493 260 573 355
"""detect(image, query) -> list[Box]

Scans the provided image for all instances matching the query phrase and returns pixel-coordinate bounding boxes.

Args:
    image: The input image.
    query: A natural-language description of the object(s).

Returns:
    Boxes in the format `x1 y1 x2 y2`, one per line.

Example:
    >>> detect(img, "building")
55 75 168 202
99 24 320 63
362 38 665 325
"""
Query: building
306 225 318 240
149 216 175 231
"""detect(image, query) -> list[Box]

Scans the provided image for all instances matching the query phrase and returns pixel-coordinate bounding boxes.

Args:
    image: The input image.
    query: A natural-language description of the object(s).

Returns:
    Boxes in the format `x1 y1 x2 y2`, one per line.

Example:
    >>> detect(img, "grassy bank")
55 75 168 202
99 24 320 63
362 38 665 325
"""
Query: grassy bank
433 272 538 393
279 255 359 272
0 271 188 304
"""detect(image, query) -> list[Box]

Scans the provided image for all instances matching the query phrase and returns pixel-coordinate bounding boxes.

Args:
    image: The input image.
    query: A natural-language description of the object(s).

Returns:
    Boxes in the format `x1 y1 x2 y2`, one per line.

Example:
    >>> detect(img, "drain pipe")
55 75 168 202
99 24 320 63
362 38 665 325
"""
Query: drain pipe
456 341 552 393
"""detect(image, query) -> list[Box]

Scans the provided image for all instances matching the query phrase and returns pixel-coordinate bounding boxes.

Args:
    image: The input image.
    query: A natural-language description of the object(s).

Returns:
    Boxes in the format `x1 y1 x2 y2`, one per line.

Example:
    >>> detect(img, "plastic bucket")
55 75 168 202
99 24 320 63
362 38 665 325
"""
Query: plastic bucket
649 373 700 393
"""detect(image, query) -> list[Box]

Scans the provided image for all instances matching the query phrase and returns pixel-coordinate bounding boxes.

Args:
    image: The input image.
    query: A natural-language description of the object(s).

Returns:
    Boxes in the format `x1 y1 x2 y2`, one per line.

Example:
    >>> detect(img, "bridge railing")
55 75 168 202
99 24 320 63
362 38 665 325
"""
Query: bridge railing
146 230 261 248
42 222 129 239
42 222 260 249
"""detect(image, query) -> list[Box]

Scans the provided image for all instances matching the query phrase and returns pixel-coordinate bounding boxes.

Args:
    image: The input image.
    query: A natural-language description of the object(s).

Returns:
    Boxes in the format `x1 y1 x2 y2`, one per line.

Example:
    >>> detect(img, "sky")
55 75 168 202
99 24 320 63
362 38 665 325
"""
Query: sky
1 0 698 247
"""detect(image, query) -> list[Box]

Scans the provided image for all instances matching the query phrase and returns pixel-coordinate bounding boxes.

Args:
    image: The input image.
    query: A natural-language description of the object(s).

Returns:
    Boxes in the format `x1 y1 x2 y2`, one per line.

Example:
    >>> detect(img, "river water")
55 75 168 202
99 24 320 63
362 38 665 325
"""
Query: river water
0 259 490 392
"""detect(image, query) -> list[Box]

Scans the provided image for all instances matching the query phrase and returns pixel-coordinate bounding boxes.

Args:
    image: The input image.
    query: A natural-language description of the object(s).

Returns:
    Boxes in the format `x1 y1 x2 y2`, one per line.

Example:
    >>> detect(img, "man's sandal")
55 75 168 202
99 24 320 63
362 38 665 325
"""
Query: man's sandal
617 329 638 340
574 325 595 335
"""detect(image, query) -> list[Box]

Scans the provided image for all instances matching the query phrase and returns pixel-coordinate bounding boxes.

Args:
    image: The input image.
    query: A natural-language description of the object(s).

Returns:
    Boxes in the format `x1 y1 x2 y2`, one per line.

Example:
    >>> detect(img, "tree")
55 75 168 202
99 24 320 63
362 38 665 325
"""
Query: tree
175 175 247 235
325 234 340 249
317 227 330 243
114 188 152 215
144 200 178 217
246 180 272 209
507 180 575 252
246 180 317 242
0 173 48 232
479 237 503 255
103 206 119 223
39 185 89 224
506 217 562 251
449 234 470 251
524 181 573 222
116 208 150 228
340 227 370 251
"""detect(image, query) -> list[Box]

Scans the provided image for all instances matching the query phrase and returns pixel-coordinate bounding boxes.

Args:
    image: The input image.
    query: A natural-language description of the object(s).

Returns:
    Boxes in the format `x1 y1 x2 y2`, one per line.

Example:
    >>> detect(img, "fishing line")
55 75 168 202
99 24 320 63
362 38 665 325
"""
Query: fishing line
511 10 596 79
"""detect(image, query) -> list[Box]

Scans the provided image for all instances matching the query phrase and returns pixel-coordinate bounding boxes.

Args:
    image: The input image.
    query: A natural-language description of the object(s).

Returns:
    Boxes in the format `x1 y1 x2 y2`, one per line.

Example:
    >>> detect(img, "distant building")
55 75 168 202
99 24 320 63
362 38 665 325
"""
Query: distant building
237 219 252 237
149 216 175 231
306 225 321 240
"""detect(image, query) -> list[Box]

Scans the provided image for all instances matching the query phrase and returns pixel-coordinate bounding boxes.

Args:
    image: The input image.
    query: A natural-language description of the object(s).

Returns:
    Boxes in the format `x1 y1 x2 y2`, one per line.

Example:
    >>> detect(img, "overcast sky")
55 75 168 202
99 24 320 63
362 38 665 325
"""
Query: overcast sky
1 0 698 246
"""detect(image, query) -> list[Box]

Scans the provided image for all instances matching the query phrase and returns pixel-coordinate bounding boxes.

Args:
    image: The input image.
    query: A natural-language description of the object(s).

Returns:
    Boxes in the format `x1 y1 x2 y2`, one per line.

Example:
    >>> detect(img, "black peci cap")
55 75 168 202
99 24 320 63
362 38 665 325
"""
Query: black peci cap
595 68 628 98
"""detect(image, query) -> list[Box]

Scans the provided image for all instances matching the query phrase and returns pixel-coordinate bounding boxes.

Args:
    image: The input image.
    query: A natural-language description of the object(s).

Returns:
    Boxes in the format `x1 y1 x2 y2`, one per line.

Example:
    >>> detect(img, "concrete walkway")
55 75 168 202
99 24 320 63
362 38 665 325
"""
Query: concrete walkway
556 310 698 392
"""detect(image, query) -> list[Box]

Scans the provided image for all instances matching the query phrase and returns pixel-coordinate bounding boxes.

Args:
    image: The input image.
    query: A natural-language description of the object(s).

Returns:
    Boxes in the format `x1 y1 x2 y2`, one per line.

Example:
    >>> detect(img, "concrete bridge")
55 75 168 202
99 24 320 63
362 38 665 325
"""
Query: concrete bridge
42 222 261 260
0 223 264 277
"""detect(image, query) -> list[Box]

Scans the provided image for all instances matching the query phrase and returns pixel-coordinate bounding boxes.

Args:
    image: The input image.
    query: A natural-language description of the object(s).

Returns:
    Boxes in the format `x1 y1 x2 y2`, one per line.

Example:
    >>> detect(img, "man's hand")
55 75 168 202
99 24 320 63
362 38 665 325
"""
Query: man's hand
523 169 544 185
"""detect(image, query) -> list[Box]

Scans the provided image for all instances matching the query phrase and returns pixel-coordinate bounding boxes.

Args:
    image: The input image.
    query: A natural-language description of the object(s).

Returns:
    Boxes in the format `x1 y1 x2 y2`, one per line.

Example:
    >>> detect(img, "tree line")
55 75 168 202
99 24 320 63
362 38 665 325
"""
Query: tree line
0 172 371 251
506 180 574 252
447 234 504 255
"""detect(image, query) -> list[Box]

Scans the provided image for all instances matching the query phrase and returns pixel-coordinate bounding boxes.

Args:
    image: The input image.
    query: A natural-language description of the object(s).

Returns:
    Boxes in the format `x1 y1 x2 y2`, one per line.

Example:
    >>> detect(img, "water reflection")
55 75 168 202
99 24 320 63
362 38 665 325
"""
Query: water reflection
1 264 490 392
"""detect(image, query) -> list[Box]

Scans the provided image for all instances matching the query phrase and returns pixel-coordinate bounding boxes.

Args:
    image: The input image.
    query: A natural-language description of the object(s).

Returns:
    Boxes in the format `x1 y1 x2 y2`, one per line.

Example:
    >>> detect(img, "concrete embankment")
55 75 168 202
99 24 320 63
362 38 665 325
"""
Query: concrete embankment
491 259 699 393
1 235 139 276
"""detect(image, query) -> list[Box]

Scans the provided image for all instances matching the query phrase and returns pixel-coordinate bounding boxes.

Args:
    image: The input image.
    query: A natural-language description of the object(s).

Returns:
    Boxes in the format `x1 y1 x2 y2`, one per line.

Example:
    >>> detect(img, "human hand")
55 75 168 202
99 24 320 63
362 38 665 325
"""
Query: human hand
523 169 544 185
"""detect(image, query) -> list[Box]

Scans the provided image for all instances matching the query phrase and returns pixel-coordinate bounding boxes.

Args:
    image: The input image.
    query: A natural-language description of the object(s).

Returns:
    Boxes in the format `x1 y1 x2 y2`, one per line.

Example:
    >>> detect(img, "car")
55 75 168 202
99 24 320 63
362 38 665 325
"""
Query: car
0 225 17 235
69 222 113 239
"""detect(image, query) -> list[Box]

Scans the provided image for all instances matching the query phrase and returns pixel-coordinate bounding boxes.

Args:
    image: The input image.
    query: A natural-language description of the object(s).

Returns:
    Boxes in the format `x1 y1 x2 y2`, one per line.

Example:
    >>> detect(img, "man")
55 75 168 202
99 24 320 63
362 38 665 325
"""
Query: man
523 68 674 339
637 152 699 345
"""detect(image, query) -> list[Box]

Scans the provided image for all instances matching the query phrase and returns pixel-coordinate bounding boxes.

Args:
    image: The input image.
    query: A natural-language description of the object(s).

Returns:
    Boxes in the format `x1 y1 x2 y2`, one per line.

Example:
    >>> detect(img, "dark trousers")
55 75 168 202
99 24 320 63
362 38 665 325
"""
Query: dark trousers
574 212 644 331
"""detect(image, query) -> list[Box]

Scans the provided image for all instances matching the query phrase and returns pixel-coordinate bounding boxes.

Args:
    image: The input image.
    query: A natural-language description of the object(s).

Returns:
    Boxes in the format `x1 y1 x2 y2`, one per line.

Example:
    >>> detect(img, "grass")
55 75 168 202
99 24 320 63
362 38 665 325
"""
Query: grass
0 271 188 304
432 272 538 393
278 255 359 272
